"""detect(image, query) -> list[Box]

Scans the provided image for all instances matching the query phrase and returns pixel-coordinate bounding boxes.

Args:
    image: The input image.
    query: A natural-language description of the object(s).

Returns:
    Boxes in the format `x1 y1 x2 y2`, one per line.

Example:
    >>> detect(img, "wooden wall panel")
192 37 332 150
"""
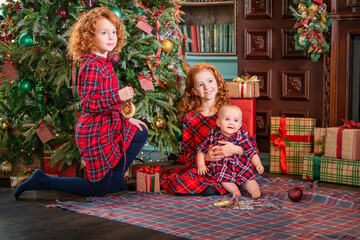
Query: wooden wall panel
244 28 272 59
281 29 307 59
281 69 310 100
238 1 324 152
244 68 272 99
245 0 272 19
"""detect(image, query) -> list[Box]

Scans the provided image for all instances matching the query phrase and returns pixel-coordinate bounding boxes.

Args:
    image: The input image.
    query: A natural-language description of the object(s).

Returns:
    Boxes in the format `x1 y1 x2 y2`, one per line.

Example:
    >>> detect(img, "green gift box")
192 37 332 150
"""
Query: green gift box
270 117 316 175
303 153 360 187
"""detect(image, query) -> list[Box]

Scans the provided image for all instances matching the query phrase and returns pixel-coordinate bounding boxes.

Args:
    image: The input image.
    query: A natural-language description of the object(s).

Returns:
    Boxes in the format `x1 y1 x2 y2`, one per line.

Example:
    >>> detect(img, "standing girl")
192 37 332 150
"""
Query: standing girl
161 63 257 196
15 7 148 199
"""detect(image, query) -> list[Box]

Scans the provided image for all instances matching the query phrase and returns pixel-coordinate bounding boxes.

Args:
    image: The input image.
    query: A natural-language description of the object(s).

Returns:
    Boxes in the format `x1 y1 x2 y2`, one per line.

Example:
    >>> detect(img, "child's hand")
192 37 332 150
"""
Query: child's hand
197 165 208 175
206 145 224 161
255 164 264 174
118 86 134 101
218 141 244 157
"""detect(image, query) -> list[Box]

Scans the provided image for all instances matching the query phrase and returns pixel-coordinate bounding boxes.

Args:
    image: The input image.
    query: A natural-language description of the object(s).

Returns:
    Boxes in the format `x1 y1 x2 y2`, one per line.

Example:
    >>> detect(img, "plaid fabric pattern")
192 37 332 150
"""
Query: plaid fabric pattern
75 53 137 183
49 176 360 240
198 126 258 184
313 127 326 154
270 117 315 175
324 127 360 160
303 153 360 186
161 112 257 195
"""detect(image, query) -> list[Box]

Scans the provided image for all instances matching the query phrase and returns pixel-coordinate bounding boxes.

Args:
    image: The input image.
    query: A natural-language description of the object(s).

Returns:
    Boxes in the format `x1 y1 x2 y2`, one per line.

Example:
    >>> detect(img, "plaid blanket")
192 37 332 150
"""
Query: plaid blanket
48 177 360 240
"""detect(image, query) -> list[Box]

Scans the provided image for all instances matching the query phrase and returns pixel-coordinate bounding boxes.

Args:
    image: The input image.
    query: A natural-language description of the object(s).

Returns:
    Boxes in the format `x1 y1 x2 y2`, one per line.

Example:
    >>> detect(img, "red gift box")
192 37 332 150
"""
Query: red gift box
230 98 256 137
136 166 161 192
43 151 88 179
136 172 160 192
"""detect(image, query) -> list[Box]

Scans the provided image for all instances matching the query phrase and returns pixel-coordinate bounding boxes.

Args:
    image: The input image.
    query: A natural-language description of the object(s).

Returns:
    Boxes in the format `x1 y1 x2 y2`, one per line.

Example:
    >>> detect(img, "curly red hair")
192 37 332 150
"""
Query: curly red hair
67 7 125 61
178 63 229 121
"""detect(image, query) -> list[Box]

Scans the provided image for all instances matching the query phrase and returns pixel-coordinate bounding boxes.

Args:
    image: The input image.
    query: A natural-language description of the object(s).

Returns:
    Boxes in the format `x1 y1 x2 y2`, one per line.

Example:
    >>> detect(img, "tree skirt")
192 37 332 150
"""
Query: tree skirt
47 177 360 240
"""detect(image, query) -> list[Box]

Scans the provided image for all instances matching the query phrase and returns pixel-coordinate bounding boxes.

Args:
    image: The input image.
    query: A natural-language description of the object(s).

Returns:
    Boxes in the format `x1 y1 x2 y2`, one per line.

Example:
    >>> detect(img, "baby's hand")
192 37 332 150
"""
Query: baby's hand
118 86 134 101
197 165 208 175
256 164 264 174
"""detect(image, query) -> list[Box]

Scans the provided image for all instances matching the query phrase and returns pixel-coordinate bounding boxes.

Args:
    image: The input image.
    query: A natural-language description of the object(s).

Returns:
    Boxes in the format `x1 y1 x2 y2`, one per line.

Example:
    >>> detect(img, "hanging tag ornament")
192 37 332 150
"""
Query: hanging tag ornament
121 101 136 118
2 63 19 83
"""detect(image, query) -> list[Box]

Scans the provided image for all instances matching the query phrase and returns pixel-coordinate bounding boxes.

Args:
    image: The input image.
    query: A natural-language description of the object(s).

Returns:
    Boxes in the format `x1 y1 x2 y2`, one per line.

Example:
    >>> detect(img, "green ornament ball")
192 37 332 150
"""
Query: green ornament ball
109 7 123 19
18 79 34 93
19 32 33 46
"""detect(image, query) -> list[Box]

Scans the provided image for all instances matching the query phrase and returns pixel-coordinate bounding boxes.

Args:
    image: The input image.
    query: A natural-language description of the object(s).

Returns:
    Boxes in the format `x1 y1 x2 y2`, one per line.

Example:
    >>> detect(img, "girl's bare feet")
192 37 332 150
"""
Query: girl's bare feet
233 191 241 198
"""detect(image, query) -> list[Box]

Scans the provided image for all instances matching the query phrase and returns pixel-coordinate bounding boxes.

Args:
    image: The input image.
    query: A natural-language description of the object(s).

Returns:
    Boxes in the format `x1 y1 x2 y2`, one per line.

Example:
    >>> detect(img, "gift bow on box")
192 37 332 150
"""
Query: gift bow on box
135 166 161 174
232 76 260 98
333 119 360 159
270 117 314 174
135 166 161 192
233 75 259 83
340 119 360 129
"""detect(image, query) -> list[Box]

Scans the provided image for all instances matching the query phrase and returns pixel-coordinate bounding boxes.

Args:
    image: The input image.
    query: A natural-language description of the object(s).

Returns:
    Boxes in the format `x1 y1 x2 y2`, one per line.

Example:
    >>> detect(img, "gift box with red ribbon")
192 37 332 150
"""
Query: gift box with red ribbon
36 123 55 144
270 117 316 175
136 166 161 192
324 120 360 160
227 76 260 99
303 153 360 187
10 175 30 187
10 168 34 187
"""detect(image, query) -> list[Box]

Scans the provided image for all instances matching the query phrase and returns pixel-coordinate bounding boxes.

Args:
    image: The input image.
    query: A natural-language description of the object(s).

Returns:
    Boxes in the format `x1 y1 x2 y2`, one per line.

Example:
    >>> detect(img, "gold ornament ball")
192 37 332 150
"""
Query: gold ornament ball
298 3 306 12
309 4 318 14
161 39 173 53
153 115 167 130
297 27 305 34
0 161 12 175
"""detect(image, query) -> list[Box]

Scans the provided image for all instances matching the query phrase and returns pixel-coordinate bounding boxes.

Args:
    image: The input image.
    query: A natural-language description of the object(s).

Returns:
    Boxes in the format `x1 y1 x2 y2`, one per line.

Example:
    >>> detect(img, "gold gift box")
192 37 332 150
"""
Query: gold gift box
227 76 260 98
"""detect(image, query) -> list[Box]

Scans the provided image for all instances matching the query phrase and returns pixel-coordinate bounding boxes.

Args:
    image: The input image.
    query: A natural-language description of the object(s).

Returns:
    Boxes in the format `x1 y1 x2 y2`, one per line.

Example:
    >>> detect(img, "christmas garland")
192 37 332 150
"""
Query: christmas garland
289 0 333 62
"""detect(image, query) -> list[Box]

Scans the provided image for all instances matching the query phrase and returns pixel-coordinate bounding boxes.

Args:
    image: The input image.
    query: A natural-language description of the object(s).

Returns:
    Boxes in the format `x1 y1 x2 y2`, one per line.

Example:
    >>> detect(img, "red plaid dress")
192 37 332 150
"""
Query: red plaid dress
198 126 259 184
161 112 258 195
75 53 137 183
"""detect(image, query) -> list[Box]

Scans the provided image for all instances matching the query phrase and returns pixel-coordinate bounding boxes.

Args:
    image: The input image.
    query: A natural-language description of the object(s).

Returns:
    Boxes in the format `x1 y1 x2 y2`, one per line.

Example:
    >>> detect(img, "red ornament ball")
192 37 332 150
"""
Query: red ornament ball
110 54 121 66
288 187 303 202
56 7 68 20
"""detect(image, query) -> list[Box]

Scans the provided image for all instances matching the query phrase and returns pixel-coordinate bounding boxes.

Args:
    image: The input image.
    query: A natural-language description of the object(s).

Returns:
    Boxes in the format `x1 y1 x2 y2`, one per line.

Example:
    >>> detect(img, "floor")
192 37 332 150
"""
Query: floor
1 170 359 240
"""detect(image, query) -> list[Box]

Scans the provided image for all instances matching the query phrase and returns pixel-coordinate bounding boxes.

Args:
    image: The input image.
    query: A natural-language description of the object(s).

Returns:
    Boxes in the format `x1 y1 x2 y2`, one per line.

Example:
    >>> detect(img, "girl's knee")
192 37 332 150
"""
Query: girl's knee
135 126 148 141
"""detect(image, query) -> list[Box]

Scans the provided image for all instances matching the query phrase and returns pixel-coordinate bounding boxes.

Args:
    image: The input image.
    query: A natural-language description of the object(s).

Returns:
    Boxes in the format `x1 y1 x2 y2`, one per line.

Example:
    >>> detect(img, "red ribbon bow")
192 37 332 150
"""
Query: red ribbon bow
271 118 288 174
270 117 314 174
135 166 161 174
340 119 360 129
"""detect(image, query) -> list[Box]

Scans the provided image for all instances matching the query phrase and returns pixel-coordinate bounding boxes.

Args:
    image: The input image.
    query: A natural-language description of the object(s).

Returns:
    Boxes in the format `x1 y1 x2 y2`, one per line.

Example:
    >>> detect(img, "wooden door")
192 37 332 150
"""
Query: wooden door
329 0 360 126
237 0 324 152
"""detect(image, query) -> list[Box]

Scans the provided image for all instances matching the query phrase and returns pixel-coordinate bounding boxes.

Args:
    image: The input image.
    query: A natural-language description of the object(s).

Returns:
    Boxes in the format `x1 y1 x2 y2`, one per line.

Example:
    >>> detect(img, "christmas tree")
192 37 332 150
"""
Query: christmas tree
0 0 187 171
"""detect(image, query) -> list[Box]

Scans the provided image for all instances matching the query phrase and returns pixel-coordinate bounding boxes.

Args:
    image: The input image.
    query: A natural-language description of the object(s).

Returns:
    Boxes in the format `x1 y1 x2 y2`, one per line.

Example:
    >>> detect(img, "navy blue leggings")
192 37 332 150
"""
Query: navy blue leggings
45 127 148 197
